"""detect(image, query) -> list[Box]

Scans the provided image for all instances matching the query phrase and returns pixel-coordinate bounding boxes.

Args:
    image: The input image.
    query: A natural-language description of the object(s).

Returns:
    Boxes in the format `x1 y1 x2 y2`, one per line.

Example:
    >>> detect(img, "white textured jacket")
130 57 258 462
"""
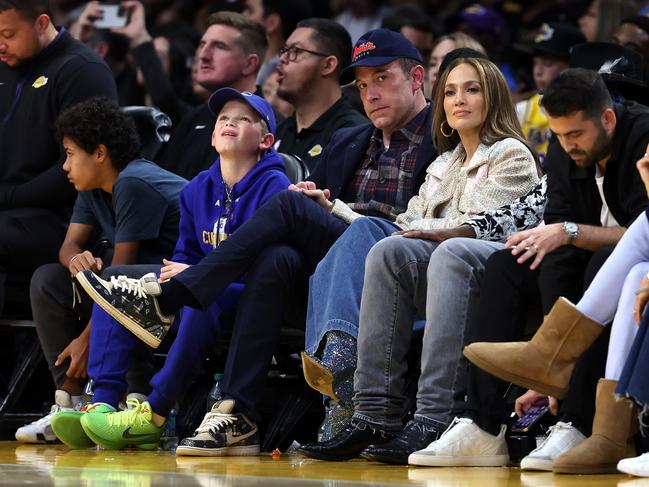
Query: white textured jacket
331 137 539 230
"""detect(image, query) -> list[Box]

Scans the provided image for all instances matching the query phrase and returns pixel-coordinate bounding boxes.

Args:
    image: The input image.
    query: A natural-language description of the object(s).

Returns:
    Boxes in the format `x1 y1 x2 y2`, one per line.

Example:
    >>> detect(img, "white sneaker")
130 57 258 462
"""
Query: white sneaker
408 417 509 467
618 452 649 477
118 392 148 410
520 421 586 471
15 390 81 443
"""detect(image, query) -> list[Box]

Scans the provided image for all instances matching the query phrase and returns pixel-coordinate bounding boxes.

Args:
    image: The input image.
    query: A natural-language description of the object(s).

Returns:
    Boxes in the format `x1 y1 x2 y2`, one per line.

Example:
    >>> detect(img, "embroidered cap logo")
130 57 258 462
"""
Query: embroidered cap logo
352 42 376 62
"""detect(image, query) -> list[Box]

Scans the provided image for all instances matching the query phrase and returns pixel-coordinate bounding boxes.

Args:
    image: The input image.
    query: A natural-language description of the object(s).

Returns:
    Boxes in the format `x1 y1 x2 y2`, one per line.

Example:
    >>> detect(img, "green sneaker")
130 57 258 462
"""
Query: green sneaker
51 403 116 449
80 399 165 450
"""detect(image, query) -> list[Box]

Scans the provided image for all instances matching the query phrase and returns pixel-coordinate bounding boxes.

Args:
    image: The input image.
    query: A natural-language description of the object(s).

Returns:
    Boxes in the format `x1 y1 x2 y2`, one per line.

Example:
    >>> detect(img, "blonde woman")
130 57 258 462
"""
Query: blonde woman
426 32 486 98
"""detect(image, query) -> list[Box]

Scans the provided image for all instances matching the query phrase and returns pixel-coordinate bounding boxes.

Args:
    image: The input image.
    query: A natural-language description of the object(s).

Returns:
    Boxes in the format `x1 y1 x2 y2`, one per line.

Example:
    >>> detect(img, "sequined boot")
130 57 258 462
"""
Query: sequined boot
301 330 357 402
318 398 354 442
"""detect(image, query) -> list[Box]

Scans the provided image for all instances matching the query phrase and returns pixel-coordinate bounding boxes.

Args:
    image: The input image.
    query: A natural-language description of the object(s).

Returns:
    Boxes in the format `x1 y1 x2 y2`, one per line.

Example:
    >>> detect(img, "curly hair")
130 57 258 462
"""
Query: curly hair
55 98 141 171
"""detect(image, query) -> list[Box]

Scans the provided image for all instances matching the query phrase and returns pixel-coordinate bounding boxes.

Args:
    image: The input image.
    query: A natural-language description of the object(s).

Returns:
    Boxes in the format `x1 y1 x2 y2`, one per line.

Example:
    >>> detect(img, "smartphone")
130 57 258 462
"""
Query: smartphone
511 405 549 433
94 4 128 29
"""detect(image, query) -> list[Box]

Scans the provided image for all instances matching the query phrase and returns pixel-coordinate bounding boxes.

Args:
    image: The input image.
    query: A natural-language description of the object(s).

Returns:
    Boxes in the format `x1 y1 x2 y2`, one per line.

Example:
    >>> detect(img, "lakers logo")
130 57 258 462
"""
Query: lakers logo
32 76 48 89
308 144 323 158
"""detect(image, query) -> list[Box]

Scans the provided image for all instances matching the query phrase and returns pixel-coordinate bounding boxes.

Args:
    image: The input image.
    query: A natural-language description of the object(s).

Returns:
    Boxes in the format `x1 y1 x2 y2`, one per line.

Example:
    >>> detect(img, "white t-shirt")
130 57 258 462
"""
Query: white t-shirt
595 168 620 227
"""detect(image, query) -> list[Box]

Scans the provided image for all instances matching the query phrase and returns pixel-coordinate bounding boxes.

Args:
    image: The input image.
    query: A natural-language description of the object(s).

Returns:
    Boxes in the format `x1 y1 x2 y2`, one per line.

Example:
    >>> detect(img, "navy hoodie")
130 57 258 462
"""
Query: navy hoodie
172 149 289 273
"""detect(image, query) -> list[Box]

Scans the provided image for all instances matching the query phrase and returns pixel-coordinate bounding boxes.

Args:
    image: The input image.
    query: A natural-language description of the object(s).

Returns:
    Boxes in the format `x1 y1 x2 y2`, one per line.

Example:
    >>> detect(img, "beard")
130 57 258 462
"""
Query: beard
568 128 612 168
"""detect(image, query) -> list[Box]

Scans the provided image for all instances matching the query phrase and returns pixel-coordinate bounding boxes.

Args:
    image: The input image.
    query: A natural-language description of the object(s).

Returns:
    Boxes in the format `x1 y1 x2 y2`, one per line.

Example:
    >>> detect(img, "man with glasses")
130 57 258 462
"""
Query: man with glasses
275 18 367 172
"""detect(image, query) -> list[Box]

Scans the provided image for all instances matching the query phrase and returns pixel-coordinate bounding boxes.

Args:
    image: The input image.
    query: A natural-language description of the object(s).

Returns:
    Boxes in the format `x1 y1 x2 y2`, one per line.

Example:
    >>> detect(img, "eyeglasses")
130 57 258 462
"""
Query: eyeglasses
279 45 329 62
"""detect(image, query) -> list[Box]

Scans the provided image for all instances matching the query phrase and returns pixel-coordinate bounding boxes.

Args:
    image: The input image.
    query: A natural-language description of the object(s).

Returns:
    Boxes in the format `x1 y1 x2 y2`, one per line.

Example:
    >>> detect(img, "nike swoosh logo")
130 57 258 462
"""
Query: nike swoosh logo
227 428 256 443
122 427 159 440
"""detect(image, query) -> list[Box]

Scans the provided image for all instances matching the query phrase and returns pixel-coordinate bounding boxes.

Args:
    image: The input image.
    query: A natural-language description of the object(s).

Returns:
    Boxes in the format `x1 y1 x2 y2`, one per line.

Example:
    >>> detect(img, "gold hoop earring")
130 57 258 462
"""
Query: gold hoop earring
440 120 454 138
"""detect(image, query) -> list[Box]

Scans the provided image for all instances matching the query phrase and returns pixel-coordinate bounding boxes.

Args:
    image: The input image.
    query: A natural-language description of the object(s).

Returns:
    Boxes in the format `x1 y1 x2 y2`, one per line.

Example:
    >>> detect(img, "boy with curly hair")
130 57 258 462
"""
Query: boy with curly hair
16 97 187 444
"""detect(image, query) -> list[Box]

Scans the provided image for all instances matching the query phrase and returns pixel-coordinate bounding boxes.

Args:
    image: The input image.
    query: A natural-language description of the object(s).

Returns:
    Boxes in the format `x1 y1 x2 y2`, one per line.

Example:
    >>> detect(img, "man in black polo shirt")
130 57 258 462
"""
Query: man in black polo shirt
275 18 367 172
0 0 117 314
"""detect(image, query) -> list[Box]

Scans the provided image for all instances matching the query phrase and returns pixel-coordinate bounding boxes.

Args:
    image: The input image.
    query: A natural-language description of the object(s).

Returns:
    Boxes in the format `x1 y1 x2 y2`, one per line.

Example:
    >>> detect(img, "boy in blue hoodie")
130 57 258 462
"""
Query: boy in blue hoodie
51 89 290 452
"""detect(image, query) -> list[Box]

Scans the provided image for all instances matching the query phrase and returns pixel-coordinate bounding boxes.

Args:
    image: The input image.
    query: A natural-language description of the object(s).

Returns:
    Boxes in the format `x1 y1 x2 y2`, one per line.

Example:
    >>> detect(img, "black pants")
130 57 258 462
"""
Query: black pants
172 190 349 420
464 245 614 435
0 208 68 315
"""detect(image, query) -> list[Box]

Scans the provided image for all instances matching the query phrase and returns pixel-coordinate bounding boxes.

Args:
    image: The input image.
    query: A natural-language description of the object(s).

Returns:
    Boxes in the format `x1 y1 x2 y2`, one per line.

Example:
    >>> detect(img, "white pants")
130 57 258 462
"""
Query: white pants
576 213 649 380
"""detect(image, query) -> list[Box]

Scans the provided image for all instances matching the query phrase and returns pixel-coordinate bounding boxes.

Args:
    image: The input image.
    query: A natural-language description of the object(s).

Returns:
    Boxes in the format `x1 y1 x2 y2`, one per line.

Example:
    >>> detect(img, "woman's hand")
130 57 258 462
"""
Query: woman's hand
515 389 558 417
159 259 190 282
636 143 649 199
393 225 476 241
634 272 649 324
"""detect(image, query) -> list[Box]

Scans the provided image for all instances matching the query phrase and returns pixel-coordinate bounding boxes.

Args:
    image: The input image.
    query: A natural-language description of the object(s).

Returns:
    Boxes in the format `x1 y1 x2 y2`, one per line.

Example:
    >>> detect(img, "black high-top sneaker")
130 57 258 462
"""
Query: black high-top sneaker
75 271 173 348
176 400 259 457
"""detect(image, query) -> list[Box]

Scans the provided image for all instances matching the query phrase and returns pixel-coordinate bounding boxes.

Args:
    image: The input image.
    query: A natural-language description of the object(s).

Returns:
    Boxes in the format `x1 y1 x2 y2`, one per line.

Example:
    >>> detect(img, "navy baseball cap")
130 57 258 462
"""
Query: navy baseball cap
207 88 276 134
340 28 423 84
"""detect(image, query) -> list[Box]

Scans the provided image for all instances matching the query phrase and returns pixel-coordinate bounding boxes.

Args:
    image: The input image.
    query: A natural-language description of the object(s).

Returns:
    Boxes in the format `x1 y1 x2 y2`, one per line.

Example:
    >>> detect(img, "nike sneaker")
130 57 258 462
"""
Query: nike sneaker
80 399 164 450
176 400 259 456
75 270 173 348
15 390 82 444
52 402 116 449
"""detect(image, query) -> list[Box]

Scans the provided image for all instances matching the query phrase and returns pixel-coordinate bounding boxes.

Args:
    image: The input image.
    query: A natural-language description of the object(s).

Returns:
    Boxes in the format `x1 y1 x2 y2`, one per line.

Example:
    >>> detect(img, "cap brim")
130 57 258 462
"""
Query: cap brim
207 87 245 117
532 45 570 61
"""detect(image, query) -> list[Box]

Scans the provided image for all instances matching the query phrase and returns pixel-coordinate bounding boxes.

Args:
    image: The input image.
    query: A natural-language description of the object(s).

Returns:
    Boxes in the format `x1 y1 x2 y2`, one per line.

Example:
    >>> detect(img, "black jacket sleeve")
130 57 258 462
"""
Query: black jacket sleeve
131 41 191 124
0 164 75 209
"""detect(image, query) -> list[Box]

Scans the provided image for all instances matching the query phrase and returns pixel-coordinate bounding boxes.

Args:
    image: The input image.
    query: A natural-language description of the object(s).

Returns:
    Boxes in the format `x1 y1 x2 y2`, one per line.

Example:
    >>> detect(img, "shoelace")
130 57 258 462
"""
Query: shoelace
438 417 469 439
195 411 237 434
30 405 63 426
109 275 147 299
107 398 149 428
535 421 573 449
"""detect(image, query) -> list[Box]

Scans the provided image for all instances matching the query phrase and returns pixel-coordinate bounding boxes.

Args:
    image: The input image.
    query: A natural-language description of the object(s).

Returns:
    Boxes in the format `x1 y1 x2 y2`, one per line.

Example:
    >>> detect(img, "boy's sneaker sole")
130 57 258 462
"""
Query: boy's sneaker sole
176 444 260 457
75 272 161 348
81 422 159 451
51 412 93 449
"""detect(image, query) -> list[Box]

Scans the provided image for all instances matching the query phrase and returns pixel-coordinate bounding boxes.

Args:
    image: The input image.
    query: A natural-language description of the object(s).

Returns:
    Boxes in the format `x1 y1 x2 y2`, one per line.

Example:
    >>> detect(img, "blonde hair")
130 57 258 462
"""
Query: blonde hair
432 57 533 158
430 32 486 60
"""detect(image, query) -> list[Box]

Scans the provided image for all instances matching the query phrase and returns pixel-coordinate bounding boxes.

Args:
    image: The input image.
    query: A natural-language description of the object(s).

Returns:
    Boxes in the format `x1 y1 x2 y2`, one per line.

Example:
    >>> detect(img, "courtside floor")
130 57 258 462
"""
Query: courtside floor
0 442 638 486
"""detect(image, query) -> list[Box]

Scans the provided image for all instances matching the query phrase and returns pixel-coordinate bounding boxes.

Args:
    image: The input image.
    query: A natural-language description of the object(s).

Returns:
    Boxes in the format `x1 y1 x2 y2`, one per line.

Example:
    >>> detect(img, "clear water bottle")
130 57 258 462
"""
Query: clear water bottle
159 405 178 451
206 373 223 411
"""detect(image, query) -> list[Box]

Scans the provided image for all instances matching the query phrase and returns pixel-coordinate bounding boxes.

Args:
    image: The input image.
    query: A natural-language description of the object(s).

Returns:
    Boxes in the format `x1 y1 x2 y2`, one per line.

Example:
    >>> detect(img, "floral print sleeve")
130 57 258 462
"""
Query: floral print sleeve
465 175 547 241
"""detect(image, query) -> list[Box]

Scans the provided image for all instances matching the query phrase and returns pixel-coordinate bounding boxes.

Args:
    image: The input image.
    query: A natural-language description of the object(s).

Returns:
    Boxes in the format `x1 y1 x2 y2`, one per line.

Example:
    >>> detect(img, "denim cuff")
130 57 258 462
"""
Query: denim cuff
352 412 402 432
413 413 449 431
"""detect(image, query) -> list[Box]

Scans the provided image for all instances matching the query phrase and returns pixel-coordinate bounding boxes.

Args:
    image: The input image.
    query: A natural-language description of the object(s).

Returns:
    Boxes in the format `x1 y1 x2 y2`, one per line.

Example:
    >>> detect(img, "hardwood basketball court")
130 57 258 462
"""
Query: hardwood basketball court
0 442 633 486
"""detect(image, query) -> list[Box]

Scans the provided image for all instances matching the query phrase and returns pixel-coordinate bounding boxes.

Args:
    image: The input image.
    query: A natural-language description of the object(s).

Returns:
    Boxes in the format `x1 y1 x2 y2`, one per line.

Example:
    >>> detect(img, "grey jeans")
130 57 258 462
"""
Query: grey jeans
353 237 505 429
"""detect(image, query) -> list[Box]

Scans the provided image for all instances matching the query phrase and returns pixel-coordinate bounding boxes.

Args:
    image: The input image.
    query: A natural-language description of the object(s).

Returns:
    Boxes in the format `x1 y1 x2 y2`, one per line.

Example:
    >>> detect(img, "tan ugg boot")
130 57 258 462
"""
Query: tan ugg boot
553 379 637 474
463 297 603 399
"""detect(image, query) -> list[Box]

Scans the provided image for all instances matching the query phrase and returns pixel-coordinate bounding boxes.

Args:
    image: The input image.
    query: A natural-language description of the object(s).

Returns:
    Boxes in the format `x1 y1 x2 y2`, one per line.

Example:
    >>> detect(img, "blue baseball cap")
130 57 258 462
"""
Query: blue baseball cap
340 28 423 84
208 88 276 134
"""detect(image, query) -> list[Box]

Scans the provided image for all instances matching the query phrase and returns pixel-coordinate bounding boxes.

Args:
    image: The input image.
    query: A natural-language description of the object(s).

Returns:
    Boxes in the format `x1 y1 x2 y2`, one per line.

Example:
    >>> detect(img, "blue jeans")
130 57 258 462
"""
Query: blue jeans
305 217 400 355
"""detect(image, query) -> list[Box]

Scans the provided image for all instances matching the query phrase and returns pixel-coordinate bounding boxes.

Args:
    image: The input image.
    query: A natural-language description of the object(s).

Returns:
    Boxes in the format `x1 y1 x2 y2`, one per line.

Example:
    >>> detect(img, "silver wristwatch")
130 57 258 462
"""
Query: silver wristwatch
563 221 579 244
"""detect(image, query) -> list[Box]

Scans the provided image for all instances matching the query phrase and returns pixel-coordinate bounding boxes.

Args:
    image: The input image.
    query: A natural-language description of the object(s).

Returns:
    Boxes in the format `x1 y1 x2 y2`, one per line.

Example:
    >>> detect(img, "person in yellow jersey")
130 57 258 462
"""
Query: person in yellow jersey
516 23 585 166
